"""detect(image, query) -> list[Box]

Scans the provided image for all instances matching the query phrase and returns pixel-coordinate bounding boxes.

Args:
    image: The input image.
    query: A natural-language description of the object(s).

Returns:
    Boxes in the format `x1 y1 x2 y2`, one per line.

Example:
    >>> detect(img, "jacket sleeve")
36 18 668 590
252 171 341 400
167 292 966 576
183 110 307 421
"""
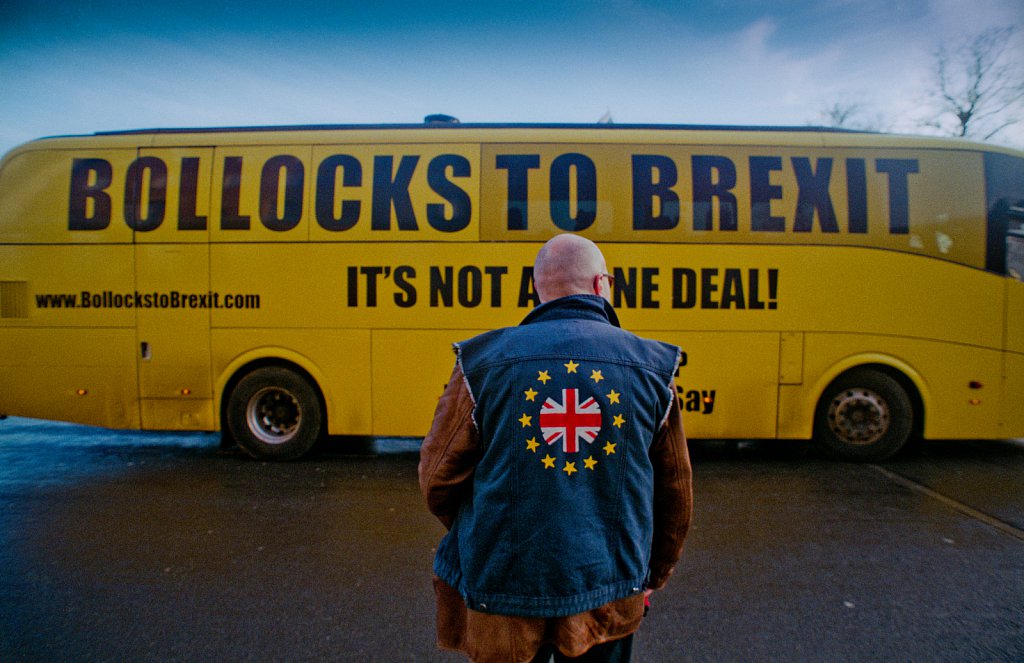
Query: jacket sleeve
647 393 693 589
418 362 480 530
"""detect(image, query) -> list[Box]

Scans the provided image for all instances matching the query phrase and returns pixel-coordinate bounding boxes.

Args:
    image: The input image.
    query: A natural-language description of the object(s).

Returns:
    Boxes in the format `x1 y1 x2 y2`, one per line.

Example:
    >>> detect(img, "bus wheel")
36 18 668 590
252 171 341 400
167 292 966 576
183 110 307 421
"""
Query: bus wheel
226 367 323 461
814 369 913 462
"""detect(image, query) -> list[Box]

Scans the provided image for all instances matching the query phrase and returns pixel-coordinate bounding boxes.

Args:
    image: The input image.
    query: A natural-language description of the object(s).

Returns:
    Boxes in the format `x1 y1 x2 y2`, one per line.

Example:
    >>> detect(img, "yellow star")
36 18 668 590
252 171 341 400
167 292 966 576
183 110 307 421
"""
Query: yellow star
526 437 540 452
606 389 620 404
613 414 626 428
603 441 616 455
537 370 551 384
562 461 577 476
590 369 604 383
584 456 598 470
519 413 532 427
564 360 579 373
542 454 556 469
524 387 538 402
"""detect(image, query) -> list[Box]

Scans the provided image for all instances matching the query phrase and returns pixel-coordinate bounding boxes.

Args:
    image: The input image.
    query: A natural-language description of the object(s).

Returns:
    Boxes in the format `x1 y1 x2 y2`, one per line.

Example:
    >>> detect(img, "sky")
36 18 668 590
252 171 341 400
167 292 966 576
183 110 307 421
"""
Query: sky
2 0 1023 156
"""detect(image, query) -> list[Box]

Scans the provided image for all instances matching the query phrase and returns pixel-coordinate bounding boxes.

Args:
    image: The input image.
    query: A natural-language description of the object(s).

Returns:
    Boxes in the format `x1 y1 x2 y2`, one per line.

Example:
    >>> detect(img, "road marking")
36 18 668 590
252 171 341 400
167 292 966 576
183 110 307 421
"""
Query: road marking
869 464 1024 544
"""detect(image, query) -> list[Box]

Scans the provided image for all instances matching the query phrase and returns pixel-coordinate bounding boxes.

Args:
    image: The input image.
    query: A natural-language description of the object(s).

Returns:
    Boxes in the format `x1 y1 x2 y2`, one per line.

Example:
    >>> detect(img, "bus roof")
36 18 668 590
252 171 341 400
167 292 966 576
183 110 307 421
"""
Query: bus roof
6 121 1022 159
90 122 864 136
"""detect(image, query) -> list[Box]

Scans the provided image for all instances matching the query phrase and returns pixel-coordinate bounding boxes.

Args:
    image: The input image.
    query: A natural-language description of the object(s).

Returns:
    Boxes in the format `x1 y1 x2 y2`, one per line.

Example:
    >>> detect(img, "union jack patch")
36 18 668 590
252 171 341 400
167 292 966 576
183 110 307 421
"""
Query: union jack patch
541 389 601 453
520 360 624 477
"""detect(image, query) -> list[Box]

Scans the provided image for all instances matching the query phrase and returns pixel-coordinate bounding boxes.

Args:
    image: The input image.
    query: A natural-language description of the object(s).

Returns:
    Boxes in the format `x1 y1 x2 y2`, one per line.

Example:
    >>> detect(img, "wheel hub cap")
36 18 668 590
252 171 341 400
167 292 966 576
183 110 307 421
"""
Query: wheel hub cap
246 387 301 445
827 388 889 446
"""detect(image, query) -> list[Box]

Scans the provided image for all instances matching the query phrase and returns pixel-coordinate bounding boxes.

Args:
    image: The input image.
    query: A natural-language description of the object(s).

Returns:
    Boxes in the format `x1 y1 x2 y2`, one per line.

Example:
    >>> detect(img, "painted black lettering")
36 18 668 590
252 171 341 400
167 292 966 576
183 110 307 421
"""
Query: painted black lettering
641 267 660 309
632 155 679 230
496 154 540 230
692 155 738 231
518 266 540 308
613 267 637 309
372 155 419 230
458 266 482 307
485 266 508 307
68 158 112 230
750 156 785 232
347 266 358 306
178 157 207 230
221 156 250 230
701 268 720 309
671 268 696 309
701 390 716 414
876 159 919 234
721 268 745 309
394 265 417 308
430 266 453 307
679 390 718 414
748 268 765 309
550 153 597 231
259 155 304 231
316 154 362 232
360 266 386 307
124 156 167 232
845 159 867 233
792 157 837 233
427 154 471 232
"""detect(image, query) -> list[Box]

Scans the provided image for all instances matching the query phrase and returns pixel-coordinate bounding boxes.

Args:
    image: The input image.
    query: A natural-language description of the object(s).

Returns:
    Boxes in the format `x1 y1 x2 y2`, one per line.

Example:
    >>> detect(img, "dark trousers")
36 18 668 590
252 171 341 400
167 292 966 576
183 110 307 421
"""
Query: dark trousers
529 634 634 663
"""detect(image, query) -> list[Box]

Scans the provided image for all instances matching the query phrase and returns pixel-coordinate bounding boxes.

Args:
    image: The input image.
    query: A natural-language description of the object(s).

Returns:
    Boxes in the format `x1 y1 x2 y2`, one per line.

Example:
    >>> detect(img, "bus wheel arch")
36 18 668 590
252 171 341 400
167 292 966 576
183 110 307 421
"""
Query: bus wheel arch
221 359 327 461
813 364 922 461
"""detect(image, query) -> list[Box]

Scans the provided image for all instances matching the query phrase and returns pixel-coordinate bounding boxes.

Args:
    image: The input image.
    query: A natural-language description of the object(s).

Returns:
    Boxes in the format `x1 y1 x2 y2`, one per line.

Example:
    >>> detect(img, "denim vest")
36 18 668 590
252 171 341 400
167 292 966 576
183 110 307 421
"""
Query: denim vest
434 295 680 617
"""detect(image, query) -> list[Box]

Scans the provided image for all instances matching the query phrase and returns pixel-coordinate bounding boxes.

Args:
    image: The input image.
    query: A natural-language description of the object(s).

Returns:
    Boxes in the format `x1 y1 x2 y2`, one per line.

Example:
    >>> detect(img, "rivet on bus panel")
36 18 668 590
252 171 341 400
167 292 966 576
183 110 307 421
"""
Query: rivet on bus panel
181 388 192 396
969 399 982 405
968 381 984 389
75 389 88 396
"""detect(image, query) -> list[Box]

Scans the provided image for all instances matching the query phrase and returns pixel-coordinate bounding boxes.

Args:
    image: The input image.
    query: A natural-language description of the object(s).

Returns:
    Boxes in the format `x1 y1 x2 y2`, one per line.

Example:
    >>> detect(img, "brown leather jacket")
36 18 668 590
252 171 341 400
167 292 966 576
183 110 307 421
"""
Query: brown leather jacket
420 363 693 662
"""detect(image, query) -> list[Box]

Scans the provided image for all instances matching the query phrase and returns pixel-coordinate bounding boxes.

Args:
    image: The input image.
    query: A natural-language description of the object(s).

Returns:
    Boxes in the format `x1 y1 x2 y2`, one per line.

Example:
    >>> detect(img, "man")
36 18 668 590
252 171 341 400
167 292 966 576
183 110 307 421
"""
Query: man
419 234 693 663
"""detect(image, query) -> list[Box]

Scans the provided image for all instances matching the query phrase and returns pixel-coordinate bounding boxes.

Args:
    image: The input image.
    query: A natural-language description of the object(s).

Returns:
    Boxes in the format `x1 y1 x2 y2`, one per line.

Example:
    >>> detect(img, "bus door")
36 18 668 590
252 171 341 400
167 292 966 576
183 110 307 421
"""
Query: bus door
133 148 214 430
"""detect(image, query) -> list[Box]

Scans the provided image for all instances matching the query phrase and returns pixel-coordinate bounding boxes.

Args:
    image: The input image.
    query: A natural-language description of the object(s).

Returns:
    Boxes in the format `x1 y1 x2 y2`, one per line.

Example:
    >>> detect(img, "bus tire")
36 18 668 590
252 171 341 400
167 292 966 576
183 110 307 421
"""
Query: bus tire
813 369 913 462
225 367 323 461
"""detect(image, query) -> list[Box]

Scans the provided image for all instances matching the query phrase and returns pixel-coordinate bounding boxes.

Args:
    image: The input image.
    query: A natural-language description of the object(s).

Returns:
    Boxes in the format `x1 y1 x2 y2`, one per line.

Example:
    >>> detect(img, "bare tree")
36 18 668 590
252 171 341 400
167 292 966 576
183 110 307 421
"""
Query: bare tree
820 101 862 128
924 26 1024 141
815 101 888 132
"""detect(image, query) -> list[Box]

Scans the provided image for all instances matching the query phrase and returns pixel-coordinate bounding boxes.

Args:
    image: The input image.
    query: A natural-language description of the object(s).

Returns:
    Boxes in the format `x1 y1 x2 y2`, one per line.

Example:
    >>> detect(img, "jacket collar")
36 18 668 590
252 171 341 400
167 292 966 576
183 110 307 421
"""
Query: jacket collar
519 294 622 328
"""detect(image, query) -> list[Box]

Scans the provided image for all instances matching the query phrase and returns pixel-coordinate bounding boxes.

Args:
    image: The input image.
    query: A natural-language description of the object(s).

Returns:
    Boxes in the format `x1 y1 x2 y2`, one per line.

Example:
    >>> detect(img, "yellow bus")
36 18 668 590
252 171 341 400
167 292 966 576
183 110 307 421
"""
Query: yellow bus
1 121 1021 461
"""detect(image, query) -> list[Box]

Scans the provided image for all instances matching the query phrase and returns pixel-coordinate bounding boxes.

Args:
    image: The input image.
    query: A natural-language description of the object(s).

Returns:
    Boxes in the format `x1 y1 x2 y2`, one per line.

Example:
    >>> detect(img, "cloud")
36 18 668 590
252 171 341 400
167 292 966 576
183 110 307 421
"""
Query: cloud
1 0 1022 153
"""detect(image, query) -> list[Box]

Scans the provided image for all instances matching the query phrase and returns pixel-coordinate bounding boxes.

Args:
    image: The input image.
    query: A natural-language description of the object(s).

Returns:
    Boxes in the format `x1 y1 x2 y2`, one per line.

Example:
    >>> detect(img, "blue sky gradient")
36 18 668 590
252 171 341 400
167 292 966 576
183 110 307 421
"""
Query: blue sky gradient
1 0 1022 154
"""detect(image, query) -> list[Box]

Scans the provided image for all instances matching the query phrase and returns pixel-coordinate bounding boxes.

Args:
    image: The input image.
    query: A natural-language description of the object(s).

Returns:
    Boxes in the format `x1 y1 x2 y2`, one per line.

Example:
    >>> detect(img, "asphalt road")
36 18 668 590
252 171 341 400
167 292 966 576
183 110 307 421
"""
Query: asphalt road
1 418 1022 662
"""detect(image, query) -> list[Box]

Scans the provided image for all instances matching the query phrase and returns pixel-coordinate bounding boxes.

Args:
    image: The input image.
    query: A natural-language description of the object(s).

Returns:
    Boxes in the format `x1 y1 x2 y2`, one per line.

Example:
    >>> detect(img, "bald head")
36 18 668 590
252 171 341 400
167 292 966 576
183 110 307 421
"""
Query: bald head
533 234 610 303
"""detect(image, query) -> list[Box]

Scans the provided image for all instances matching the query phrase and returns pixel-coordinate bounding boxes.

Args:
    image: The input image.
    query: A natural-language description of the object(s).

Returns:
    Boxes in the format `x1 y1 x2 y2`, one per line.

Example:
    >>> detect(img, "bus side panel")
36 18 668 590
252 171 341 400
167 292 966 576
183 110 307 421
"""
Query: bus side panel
1006 279 1024 354
1004 352 1024 438
371 329 487 436
136 243 213 430
211 329 373 436
0 148 135 245
655 331 779 439
1004 279 1024 437
778 334 1003 440
0 328 138 428
0 244 139 427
